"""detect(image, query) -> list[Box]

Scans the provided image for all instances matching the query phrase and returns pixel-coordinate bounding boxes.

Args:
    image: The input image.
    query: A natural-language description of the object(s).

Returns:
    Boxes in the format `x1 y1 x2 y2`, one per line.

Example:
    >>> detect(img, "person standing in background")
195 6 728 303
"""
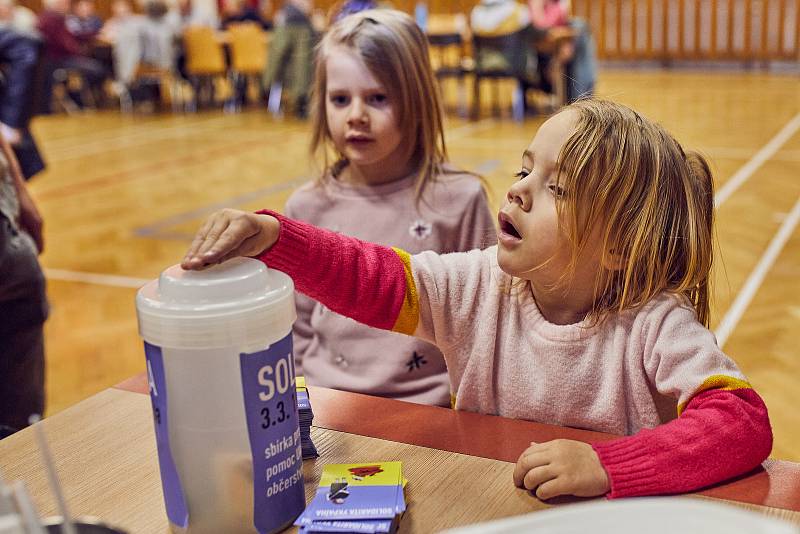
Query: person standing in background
262 0 314 118
0 133 48 438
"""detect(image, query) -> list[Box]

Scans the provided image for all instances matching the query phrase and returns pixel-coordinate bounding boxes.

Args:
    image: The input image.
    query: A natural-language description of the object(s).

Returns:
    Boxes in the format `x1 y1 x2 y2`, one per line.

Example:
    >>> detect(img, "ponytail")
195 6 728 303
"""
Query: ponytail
682 150 715 326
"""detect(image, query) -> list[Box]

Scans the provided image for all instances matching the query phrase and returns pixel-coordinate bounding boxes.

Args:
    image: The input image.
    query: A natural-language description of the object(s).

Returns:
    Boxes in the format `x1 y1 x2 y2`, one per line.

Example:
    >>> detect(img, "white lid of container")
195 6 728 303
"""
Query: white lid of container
136 258 296 349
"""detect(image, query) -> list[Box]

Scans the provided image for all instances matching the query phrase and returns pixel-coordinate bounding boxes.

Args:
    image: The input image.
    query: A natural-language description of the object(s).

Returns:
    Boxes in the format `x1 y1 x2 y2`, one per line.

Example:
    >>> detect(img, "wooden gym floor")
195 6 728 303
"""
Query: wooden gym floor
27 69 800 461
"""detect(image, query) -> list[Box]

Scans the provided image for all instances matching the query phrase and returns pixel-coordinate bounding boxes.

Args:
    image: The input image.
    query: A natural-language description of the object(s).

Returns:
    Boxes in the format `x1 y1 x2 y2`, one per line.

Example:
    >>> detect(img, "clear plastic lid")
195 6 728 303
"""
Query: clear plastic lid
136 258 296 349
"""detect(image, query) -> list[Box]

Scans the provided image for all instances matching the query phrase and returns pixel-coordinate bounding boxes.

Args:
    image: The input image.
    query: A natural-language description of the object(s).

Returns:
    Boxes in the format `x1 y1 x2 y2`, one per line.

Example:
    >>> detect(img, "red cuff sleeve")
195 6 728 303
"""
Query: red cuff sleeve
592 388 772 498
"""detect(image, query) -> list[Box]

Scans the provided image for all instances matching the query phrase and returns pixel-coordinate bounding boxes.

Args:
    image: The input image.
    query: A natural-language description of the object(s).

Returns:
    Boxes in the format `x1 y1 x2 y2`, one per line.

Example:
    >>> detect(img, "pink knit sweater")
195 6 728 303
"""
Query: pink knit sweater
284 170 496 406
258 211 773 498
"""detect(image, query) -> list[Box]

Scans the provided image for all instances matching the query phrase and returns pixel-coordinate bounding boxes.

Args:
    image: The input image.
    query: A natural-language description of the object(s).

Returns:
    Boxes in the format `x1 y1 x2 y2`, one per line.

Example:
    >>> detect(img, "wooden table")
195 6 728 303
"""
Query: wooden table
1 374 799 533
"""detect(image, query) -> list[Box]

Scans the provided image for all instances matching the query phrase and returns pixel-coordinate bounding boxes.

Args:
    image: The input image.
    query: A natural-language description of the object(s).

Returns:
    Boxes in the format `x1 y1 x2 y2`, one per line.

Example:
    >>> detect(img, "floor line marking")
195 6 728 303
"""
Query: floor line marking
714 195 800 348
715 112 800 209
44 268 151 288
42 115 232 154
134 177 308 240
446 118 497 140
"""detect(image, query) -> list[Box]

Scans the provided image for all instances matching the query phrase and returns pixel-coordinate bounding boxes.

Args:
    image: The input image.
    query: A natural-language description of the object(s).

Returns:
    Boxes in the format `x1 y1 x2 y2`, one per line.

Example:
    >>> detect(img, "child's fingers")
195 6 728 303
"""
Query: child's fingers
534 476 568 501
512 451 549 487
196 216 237 262
522 465 556 492
182 217 216 267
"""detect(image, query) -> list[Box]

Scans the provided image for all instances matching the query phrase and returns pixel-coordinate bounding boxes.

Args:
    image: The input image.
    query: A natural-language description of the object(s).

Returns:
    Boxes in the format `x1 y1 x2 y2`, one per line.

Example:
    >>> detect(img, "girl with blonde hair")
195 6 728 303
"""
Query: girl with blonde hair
282 9 496 407
183 98 771 499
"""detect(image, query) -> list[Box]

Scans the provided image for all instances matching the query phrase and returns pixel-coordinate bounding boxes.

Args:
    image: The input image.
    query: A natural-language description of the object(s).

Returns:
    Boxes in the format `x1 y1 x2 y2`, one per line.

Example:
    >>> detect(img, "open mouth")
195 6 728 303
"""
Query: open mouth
499 213 521 239
346 135 373 144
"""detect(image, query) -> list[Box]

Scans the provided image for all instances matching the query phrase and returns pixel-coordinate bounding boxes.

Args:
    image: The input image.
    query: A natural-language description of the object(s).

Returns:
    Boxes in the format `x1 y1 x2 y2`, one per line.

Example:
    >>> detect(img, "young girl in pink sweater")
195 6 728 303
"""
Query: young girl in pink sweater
182 99 772 500
286 9 495 406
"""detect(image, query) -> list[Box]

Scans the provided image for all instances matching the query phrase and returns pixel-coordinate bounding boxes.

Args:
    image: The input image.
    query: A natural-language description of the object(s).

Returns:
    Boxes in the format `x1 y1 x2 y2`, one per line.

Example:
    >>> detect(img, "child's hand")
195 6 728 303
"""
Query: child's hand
181 209 280 270
512 439 610 500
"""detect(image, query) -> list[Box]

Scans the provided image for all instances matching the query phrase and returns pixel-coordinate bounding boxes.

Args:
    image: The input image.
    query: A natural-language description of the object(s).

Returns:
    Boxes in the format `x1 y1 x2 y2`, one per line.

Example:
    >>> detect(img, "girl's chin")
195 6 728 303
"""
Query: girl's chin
496 250 537 280
496 250 519 277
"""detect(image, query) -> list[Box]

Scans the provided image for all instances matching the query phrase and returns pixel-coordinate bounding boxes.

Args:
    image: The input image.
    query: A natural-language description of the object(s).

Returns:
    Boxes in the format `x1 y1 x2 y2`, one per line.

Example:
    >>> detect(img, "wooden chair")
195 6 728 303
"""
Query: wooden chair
471 29 532 121
182 26 228 110
50 68 85 114
226 22 269 111
118 64 188 113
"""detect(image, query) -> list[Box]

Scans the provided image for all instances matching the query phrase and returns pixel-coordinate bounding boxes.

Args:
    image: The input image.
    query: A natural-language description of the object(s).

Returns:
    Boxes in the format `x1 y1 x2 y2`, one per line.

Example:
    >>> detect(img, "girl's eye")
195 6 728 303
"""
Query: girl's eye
329 94 349 106
548 184 567 198
368 94 388 105
514 170 530 180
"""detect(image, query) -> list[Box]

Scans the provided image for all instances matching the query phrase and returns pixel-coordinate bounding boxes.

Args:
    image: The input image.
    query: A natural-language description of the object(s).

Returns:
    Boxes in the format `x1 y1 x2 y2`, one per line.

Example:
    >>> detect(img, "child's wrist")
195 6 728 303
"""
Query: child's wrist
256 214 281 253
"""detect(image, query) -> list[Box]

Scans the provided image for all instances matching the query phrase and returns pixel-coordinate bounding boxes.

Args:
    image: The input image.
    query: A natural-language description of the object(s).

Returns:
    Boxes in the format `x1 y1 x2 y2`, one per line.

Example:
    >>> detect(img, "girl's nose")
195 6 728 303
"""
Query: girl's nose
346 100 368 126
506 180 530 210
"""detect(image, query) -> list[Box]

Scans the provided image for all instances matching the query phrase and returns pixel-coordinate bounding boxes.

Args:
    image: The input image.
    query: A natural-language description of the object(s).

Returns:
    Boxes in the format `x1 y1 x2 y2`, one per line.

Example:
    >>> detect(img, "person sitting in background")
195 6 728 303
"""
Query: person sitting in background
470 0 529 36
67 0 103 44
102 0 176 97
262 0 314 117
0 28 46 179
139 0 177 74
220 0 270 29
37 0 107 111
99 0 140 44
166 0 219 31
528 0 596 102
0 0 38 37
469 0 537 88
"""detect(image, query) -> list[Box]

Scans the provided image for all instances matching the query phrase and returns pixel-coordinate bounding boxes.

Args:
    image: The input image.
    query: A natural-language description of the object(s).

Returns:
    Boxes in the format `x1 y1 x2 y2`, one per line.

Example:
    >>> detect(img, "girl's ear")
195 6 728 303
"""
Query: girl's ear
601 248 625 271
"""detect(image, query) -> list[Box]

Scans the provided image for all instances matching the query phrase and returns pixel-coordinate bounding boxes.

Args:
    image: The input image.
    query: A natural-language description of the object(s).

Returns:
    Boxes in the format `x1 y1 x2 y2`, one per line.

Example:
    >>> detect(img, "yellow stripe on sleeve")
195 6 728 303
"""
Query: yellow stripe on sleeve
390 247 419 336
677 374 752 415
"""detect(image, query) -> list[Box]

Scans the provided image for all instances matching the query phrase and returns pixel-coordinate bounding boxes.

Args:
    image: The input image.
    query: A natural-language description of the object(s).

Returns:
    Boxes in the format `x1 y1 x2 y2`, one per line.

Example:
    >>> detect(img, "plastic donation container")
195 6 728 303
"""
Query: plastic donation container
136 258 305 534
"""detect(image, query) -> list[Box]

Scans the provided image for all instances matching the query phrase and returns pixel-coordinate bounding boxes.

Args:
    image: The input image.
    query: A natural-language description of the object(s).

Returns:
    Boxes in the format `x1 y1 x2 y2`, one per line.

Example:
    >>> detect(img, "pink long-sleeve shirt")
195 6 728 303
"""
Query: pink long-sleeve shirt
284 170 496 406
257 211 773 498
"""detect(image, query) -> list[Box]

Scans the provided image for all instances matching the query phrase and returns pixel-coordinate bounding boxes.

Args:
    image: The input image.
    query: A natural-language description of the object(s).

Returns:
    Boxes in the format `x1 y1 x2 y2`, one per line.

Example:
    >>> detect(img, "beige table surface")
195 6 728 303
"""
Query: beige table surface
1 384 798 533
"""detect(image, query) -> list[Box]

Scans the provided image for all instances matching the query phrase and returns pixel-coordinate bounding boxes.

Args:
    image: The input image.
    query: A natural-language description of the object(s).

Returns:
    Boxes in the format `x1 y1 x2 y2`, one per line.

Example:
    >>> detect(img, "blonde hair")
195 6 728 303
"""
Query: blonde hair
554 99 714 326
309 9 447 203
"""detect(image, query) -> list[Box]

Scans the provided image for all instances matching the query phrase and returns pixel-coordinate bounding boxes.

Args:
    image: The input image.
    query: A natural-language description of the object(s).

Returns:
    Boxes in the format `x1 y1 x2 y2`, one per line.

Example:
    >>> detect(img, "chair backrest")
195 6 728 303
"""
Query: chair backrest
472 30 530 76
427 13 468 38
426 14 469 75
227 22 268 75
183 26 226 75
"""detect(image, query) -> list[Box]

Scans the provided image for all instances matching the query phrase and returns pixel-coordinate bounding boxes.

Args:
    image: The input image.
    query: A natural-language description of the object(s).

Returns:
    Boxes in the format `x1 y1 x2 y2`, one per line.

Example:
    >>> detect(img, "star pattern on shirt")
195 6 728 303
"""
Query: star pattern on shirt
408 219 433 240
406 351 428 372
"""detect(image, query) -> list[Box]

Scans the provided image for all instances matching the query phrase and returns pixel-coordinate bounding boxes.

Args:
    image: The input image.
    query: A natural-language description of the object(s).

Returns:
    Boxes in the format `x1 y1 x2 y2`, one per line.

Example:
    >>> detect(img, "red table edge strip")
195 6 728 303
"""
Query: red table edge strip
114 372 800 512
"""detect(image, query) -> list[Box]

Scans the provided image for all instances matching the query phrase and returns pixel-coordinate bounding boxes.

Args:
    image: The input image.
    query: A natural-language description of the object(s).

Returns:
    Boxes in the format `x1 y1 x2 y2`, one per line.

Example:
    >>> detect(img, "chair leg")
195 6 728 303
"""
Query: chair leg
492 80 502 117
267 82 283 117
456 76 468 119
188 76 200 112
118 84 133 113
81 80 97 111
471 76 480 121
224 72 238 113
512 81 525 122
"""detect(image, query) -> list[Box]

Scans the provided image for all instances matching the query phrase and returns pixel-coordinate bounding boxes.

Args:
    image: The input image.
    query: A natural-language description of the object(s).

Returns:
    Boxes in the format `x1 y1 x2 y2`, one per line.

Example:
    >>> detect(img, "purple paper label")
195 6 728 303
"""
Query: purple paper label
240 334 306 534
144 342 189 529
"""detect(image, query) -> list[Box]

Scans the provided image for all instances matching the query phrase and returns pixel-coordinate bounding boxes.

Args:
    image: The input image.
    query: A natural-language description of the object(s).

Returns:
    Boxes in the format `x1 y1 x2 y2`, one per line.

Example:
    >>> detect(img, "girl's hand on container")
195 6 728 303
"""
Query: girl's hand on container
512 439 610 500
181 209 280 270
